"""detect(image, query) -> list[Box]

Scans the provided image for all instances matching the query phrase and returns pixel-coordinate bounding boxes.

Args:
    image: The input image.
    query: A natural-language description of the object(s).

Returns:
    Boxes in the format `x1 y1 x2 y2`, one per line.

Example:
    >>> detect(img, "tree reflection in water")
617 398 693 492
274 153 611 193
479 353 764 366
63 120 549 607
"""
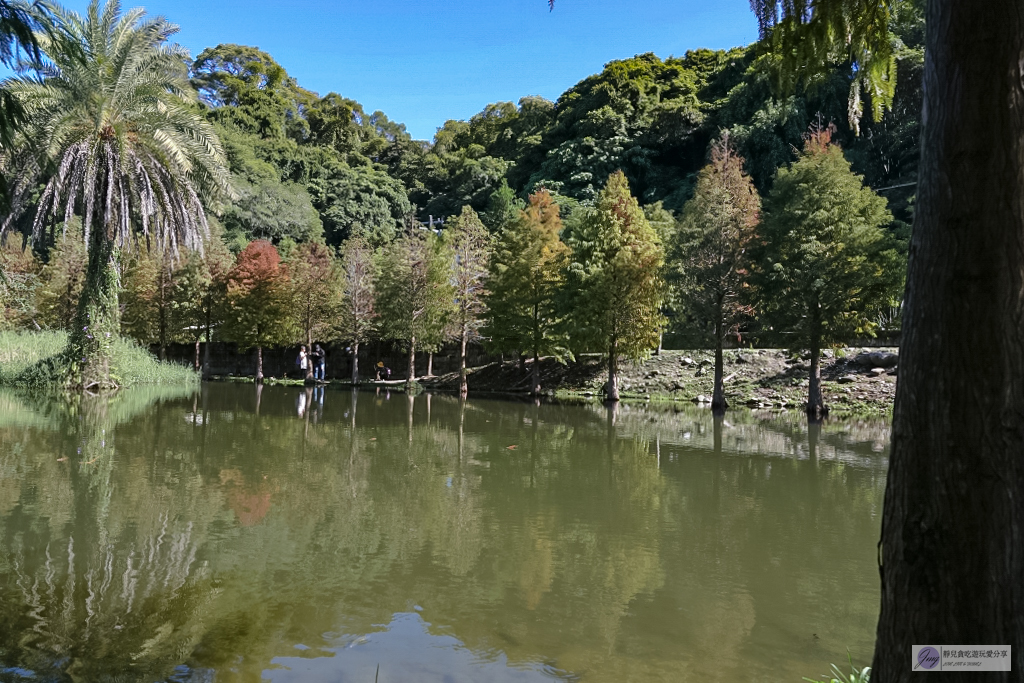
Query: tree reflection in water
0 385 888 682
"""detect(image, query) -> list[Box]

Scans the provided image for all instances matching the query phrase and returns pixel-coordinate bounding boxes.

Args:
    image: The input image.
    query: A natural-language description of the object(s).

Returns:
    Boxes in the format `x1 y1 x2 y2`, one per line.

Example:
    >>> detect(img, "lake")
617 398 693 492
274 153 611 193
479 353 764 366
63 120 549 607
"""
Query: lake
0 384 888 682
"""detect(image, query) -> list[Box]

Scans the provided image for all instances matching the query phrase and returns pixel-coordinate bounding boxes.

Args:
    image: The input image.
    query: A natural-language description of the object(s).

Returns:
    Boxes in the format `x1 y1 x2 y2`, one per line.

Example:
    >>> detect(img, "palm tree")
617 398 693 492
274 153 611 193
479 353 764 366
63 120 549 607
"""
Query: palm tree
2 0 228 389
0 1 41 140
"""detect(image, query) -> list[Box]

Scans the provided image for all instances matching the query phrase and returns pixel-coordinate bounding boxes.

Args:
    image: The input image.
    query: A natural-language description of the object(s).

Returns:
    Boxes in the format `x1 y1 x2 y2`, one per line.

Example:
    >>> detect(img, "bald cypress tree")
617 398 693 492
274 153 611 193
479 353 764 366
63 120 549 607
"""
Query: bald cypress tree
564 171 665 401
671 136 760 411
483 189 569 395
754 126 902 418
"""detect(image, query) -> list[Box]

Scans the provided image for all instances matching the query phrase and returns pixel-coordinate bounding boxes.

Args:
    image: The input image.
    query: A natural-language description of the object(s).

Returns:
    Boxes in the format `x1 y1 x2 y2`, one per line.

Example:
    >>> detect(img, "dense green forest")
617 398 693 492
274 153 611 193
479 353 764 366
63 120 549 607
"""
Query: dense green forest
0 0 921 408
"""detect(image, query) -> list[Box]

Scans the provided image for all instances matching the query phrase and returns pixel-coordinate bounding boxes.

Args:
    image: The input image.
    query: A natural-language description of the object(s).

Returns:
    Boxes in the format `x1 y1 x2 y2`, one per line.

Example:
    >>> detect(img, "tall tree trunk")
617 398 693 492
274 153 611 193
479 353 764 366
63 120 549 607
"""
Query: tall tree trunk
606 337 620 401
202 301 211 378
407 336 416 387
873 2 1024 678
68 228 119 390
351 340 360 384
806 325 826 419
531 347 541 396
255 345 264 384
459 326 469 397
711 300 727 413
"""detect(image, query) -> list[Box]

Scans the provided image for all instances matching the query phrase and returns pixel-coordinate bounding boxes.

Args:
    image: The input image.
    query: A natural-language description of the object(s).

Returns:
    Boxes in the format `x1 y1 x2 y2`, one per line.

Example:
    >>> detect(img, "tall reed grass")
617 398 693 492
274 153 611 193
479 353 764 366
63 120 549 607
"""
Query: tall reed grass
0 330 198 388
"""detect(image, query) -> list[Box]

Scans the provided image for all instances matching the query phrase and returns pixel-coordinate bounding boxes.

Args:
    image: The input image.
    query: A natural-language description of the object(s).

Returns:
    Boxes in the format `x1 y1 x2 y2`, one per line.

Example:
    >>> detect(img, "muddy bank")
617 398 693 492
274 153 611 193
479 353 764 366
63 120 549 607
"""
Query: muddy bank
419 348 898 415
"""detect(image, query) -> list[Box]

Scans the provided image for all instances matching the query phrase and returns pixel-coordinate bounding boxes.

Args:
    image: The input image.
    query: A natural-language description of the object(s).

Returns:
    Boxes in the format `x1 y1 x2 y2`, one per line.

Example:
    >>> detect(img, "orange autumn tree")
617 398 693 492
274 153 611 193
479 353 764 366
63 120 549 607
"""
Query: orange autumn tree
224 240 294 382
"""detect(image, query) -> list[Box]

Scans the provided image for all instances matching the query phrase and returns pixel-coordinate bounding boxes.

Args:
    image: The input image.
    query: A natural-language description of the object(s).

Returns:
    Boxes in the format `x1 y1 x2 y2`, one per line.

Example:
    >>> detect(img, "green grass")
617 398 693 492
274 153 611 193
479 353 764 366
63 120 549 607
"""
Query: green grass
0 330 198 388
804 652 871 683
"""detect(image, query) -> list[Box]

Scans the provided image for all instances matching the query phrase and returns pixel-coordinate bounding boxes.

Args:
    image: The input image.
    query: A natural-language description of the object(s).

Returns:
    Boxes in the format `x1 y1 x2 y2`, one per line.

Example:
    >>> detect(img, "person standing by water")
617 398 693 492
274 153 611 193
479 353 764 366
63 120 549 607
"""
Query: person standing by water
312 344 326 382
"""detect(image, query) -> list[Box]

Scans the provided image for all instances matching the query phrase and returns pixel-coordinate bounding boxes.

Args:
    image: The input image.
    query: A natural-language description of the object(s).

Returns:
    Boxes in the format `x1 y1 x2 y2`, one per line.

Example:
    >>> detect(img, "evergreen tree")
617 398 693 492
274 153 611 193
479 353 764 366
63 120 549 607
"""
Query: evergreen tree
0 239 39 330
224 240 293 383
287 241 340 349
376 227 453 387
121 247 177 359
754 126 902 418
337 236 377 384
35 225 87 331
483 189 570 395
445 205 491 396
482 179 522 233
644 201 677 354
563 171 665 401
671 136 760 411
171 233 234 372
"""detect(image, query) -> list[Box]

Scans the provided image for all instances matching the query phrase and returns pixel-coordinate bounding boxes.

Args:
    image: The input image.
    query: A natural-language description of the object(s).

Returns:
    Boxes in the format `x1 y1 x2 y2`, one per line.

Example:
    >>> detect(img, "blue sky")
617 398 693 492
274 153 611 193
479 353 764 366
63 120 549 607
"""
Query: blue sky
58 0 760 140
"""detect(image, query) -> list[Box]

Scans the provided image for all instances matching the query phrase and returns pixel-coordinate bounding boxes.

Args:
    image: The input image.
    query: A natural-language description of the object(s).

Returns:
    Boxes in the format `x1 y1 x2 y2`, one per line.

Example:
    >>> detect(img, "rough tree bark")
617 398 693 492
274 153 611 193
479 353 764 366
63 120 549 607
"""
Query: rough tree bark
459 325 469 397
351 340 360 384
68 227 119 390
202 300 212 378
606 337 620 402
806 314 826 419
711 297 727 413
531 347 540 396
530 303 541 395
872 2 1024 679
406 335 416 388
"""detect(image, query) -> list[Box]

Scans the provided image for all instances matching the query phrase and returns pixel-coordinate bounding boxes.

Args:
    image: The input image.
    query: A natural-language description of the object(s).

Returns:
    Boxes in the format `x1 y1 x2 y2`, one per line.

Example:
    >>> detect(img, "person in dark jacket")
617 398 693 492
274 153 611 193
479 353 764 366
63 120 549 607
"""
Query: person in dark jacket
311 344 326 381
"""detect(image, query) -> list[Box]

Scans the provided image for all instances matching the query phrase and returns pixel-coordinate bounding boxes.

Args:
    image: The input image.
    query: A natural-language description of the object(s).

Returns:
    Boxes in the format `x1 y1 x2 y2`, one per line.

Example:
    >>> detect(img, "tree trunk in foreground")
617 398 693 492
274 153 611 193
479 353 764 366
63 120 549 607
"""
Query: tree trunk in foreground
351 340 360 384
255 345 264 384
806 324 826 419
711 305 727 413
606 339 620 402
68 230 119 390
459 328 469 397
407 336 416 388
872 2 1024 679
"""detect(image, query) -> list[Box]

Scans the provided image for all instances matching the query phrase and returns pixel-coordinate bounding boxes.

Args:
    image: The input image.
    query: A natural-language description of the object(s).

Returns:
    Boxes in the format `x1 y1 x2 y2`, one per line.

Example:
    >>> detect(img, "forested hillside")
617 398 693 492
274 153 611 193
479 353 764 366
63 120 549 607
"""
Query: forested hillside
0 0 921 404
164 3 922 247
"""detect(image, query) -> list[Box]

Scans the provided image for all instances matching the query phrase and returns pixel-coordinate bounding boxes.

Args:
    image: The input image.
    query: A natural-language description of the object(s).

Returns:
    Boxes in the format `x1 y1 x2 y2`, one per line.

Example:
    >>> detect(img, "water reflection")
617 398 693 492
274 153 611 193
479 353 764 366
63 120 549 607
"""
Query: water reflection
0 385 888 682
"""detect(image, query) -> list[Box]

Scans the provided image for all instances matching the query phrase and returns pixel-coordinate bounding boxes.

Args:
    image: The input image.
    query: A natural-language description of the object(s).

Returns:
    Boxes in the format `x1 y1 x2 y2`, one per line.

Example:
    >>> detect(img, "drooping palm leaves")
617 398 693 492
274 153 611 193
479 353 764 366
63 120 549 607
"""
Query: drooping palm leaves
0 0 46 208
1 0 229 388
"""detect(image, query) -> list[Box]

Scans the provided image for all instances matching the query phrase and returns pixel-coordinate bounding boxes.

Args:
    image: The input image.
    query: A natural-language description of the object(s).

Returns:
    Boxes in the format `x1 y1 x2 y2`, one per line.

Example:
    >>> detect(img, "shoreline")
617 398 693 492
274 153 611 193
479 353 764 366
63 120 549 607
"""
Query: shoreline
209 348 898 417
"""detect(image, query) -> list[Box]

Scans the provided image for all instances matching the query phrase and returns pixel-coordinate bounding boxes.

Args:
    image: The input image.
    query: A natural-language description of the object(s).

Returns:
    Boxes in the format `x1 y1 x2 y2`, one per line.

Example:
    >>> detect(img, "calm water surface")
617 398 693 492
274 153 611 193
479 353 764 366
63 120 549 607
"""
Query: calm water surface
0 384 888 683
